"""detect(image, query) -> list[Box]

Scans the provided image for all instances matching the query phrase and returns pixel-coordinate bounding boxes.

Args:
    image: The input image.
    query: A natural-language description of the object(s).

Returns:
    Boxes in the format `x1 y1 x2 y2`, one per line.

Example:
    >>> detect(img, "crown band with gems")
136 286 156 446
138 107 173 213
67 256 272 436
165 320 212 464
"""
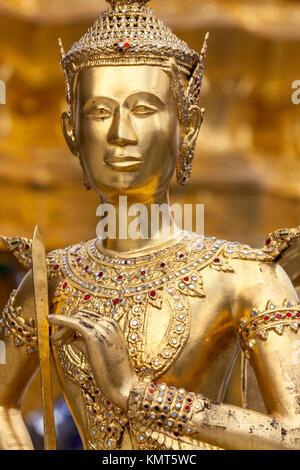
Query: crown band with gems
58 0 209 123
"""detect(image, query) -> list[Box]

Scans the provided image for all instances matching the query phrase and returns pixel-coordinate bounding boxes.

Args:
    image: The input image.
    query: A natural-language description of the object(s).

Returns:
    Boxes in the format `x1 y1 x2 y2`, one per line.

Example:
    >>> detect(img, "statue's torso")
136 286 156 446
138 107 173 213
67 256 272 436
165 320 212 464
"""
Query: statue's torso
48 232 252 450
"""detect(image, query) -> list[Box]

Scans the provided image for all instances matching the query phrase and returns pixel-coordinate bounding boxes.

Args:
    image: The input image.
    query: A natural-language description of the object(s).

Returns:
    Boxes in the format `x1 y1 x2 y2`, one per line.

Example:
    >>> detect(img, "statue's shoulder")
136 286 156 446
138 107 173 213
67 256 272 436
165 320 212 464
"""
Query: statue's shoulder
0 235 73 278
218 226 300 264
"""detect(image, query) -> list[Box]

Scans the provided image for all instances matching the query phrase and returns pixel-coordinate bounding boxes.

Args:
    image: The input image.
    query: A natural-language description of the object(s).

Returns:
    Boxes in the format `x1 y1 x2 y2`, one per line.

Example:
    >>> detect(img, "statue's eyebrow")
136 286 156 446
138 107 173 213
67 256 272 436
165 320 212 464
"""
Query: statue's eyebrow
125 91 165 109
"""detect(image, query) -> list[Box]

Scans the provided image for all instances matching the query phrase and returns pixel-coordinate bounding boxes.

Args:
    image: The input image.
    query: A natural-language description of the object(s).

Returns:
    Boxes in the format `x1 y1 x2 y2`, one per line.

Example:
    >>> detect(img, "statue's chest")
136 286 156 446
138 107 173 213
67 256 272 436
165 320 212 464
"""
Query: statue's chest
50 234 232 376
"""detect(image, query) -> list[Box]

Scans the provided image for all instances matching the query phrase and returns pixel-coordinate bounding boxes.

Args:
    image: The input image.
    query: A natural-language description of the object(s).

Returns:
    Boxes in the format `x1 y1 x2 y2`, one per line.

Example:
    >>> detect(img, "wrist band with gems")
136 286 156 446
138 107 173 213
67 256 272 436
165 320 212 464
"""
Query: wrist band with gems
0 290 37 354
238 300 300 358
127 378 205 449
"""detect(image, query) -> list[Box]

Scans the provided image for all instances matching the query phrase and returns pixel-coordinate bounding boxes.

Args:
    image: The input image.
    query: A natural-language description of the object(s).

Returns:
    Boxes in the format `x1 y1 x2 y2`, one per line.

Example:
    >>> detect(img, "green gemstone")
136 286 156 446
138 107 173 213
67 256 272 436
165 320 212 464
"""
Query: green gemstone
279 233 289 236
10 241 20 245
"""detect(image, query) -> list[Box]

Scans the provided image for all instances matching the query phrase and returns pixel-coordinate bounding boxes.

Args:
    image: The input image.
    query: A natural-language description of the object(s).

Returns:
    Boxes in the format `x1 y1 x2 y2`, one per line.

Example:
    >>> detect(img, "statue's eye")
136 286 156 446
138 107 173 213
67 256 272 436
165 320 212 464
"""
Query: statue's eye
132 105 156 116
89 108 112 120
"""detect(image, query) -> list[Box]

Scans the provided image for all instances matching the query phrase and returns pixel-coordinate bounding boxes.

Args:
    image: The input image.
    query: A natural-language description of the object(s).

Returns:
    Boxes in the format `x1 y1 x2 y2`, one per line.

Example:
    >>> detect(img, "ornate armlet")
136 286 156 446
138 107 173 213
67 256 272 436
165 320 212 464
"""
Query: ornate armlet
127 378 205 448
239 300 300 358
0 290 37 354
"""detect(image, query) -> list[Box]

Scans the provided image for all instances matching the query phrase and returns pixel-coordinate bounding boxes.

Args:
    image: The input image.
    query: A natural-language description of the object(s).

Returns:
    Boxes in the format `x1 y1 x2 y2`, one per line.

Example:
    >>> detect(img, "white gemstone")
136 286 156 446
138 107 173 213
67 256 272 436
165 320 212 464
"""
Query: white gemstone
172 339 177 344
188 284 195 290
173 295 178 300
132 320 138 326
177 304 183 310
164 350 170 356
134 307 139 312
131 334 136 340
269 304 275 310
177 326 182 332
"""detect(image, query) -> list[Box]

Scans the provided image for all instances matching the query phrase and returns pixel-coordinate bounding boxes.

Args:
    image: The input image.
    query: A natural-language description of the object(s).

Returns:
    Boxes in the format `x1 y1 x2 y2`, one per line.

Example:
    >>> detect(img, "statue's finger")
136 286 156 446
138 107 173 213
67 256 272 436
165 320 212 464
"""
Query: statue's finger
47 314 93 338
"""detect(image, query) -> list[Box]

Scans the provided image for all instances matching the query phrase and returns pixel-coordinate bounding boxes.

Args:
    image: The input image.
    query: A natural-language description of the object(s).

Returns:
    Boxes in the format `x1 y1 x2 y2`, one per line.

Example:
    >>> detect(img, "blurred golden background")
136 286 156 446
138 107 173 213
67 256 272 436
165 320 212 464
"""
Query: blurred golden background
0 0 300 447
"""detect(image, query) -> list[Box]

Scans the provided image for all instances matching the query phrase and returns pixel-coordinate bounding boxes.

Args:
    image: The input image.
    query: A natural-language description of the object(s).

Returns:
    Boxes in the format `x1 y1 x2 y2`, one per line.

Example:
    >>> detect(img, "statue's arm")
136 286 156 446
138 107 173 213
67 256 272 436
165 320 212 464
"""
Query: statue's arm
0 270 39 450
128 262 300 450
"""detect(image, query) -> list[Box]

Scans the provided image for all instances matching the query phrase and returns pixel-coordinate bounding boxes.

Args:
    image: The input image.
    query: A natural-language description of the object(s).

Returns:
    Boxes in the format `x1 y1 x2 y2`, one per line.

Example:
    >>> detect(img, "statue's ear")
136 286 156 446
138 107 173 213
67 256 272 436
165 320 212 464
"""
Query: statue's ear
61 111 78 156
182 105 205 149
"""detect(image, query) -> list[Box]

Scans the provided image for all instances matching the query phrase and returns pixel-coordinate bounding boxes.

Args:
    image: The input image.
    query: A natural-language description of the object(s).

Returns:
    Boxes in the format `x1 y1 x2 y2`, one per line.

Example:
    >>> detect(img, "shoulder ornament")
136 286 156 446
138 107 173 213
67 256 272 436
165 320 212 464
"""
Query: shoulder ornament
222 226 300 263
0 235 63 279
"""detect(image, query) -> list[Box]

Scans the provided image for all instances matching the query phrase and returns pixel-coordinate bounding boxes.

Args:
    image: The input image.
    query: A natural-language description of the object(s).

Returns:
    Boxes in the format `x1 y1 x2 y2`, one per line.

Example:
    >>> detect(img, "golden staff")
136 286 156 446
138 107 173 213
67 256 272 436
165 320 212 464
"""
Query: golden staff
32 225 57 450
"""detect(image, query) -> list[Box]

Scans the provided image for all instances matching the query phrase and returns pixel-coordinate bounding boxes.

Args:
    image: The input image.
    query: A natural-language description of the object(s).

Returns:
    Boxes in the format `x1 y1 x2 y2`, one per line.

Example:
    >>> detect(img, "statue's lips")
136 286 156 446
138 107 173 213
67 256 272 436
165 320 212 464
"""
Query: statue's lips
105 156 143 172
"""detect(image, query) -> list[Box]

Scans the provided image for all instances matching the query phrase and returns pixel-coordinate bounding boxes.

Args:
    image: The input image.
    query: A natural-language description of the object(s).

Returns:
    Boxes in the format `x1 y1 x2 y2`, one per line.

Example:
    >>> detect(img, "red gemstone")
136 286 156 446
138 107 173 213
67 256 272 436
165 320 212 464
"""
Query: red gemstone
214 258 220 263
150 291 156 298
264 315 270 321
149 389 154 393
266 239 271 245
179 254 184 258
53 265 59 270
27 335 31 339
113 299 119 305
160 263 166 268
77 257 81 262
141 270 146 275
18 328 23 333
25 244 30 250
185 405 190 411
84 295 91 301
107 427 112 433
184 277 189 282
98 272 103 277
297 313 300 318
95 389 99 394
93 409 97 414
118 275 123 280
286 312 292 318
84 265 89 271
62 282 67 289
276 314 282 319
187 398 192 403
107 401 111 405
124 43 130 48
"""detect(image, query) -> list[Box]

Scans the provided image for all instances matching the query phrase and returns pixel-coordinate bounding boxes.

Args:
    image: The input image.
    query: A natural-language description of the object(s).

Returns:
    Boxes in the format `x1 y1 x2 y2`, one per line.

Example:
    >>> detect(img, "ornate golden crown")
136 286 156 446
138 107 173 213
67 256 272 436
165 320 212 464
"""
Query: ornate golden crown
59 0 208 124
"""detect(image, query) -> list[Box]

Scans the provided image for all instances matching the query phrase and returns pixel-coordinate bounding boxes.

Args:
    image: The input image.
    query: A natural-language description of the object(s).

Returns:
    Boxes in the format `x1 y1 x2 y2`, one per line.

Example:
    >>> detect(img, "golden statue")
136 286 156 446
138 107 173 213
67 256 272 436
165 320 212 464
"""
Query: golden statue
0 0 300 450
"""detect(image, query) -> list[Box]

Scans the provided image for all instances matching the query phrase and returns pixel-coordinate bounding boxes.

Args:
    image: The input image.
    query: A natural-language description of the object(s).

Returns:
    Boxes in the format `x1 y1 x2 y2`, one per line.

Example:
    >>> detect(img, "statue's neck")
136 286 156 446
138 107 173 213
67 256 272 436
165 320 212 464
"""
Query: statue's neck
96 190 183 255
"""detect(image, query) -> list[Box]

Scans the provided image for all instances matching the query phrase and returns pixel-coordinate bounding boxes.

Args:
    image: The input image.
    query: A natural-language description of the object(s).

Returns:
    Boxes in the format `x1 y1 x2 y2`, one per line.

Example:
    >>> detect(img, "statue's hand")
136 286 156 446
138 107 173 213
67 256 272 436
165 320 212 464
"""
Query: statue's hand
47 311 138 411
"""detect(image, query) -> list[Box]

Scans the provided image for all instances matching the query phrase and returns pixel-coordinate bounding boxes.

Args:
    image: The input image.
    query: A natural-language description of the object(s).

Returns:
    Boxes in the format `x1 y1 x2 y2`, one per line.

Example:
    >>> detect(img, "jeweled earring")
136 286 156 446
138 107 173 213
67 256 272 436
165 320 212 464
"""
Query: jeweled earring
176 145 196 186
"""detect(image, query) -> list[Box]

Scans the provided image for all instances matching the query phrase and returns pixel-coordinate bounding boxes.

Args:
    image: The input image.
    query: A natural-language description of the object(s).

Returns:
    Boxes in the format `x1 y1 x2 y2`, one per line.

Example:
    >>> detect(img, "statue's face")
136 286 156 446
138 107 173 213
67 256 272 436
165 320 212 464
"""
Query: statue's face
74 65 181 201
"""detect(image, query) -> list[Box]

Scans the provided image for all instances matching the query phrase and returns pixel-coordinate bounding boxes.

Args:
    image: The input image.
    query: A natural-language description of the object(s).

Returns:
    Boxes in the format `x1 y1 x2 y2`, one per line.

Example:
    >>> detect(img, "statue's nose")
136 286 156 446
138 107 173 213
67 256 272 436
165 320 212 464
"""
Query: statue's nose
107 107 138 146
